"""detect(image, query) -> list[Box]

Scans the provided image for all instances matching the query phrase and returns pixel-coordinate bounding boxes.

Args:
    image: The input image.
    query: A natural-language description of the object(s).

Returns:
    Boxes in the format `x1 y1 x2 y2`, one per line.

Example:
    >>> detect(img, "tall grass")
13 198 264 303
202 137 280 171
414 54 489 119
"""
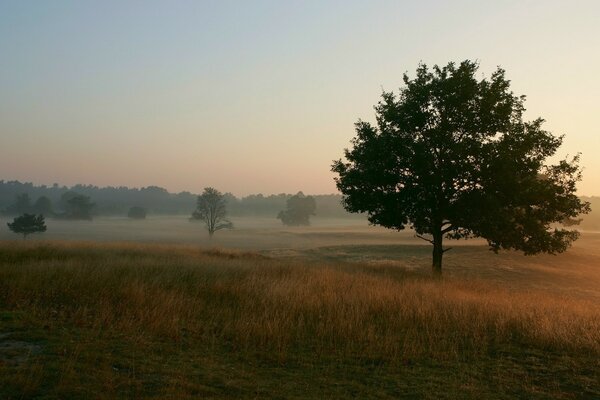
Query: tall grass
1 241 598 365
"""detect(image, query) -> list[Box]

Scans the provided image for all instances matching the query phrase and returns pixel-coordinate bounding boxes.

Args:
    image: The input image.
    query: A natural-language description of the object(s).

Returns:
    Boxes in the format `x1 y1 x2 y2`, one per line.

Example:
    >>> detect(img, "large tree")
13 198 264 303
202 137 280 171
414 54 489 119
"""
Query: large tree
332 60 590 274
191 187 233 238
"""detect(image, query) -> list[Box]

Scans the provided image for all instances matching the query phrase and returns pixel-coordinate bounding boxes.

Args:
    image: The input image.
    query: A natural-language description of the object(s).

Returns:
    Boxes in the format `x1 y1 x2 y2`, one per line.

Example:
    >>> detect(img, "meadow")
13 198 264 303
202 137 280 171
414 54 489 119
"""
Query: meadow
0 217 599 399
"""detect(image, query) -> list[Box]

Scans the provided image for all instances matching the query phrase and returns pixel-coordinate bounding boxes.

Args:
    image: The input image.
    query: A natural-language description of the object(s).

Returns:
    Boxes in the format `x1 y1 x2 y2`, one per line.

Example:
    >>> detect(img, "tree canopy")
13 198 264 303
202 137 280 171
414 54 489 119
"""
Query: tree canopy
191 187 233 237
7 214 47 238
332 60 590 274
277 192 317 226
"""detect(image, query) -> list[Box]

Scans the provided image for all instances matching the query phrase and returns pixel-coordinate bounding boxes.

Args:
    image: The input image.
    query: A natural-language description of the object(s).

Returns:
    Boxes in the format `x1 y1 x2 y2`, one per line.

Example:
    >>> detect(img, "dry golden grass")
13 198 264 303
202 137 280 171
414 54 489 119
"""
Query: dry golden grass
2 241 599 362
1 240 600 398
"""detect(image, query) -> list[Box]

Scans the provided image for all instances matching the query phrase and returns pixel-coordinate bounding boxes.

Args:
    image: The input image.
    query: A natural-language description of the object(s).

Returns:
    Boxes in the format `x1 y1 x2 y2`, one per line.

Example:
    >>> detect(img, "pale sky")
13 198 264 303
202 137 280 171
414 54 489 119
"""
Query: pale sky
1 0 599 196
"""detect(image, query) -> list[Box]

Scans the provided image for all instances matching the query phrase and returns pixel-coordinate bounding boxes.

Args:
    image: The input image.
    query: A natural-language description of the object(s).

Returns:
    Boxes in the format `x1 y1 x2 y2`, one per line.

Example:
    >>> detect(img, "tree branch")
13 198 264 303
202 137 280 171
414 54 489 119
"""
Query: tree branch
442 225 454 234
214 221 233 231
415 234 434 244
442 247 453 253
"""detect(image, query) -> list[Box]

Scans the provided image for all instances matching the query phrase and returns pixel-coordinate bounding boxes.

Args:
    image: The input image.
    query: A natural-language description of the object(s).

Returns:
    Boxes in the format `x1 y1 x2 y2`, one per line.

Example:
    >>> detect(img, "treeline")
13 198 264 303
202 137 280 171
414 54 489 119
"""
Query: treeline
0 180 357 219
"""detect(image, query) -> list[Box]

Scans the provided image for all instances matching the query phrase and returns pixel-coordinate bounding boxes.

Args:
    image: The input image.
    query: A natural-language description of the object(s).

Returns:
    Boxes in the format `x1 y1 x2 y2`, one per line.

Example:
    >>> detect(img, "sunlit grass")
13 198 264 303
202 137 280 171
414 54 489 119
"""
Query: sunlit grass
1 241 599 398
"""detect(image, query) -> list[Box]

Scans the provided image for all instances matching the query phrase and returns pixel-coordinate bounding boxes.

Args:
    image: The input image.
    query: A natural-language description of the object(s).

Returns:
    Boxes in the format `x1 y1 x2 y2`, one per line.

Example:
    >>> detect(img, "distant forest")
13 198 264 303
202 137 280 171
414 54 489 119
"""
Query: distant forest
0 180 358 219
1 180 597 229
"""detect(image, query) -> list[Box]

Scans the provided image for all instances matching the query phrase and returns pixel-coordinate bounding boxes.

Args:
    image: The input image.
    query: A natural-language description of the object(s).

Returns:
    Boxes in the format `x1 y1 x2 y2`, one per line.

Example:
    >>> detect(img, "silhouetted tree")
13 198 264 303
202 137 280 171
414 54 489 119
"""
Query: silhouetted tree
61 192 95 220
332 60 590 275
191 187 233 238
277 192 317 226
127 206 147 219
7 214 47 239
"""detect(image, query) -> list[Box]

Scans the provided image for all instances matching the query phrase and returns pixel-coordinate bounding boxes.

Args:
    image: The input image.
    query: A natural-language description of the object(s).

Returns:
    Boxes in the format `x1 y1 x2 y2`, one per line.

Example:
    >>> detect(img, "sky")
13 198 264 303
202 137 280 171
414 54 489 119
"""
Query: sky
1 0 599 196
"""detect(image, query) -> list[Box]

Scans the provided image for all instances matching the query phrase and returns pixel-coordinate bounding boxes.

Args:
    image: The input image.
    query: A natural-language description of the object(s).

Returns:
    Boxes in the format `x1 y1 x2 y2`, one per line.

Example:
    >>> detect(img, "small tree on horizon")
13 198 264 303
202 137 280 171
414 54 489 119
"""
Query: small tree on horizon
191 187 233 238
7 214 47 239
277 192 317 226
61 192 95 220
127 206 147 219
332 60 590 275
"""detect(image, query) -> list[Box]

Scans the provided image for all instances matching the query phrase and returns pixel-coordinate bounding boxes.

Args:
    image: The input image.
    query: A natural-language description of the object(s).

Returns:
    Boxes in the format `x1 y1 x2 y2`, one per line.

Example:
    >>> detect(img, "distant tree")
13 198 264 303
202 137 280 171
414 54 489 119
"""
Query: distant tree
332 60 590 275
61 192 95 220
191 187 233 238
277 192 317 226
7 214 47 239
59 191 79 209
0 181 355 218
127 206 147 219
15 193 32 214
4 193 33 215
33 196 53 216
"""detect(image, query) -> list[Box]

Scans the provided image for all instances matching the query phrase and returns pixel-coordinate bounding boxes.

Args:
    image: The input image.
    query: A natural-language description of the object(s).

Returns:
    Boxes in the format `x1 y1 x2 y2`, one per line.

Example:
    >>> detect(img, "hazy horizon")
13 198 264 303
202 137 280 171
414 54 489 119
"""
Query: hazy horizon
2 177 600 200
2 1 599 196
0 177 344 198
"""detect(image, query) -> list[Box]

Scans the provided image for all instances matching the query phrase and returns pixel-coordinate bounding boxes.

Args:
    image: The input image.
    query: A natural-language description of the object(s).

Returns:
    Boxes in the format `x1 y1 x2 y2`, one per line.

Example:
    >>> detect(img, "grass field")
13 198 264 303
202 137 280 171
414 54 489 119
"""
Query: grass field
1 219 600 399
0 216 403 249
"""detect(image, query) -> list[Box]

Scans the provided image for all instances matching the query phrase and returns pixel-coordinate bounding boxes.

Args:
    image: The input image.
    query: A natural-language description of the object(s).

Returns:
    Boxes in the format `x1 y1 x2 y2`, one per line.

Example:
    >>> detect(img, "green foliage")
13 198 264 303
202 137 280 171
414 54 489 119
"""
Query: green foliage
277 192 317 226
332 60 590 273
127 206 147 219
191 187 233 237
6 214 47 238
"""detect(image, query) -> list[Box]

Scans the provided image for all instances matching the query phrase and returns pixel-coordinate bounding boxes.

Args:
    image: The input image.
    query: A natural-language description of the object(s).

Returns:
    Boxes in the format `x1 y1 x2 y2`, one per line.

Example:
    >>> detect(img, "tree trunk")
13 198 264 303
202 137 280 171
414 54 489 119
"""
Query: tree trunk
432 230 443 276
